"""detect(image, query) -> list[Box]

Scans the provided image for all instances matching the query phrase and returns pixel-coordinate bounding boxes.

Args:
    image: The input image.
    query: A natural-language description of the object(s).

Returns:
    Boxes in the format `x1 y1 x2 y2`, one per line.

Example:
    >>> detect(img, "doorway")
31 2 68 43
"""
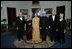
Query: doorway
56 5 65 19
7 7 16 29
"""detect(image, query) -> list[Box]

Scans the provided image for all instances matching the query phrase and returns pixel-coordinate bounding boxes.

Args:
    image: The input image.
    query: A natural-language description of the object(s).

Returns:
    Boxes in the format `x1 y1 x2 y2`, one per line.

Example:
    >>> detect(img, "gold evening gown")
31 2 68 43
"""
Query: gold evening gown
32 17 41 43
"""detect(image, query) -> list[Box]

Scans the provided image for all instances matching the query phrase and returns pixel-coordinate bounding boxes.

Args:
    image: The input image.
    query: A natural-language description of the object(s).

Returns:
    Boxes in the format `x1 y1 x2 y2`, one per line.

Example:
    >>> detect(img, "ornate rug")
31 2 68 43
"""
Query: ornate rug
14 36 55 48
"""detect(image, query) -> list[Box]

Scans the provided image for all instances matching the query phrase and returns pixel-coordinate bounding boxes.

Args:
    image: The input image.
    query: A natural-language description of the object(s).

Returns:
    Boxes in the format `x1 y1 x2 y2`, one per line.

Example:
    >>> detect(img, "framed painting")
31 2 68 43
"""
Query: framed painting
20 9 28 15
44 8 52 14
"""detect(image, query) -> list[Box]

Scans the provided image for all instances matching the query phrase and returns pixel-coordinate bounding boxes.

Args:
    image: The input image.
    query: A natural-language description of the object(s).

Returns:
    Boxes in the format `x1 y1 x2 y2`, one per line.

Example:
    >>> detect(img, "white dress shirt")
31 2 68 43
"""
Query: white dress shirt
20 16 23 21
52 15 55 21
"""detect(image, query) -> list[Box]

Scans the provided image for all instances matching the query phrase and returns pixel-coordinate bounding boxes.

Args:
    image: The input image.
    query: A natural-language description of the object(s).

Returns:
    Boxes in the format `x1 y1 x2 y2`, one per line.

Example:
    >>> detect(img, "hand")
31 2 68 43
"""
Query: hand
49 26 51 29
16 27 18 30
64 29 66 33
46 27 48 29
56 29 58 31
40 27 42 29
29 23 31 25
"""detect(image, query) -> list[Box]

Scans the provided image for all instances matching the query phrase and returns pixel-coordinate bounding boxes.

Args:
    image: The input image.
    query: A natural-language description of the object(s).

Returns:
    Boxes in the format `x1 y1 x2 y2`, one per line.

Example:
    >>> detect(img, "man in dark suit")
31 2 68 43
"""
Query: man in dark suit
40 11 48 41
48 9 58 42
15 12 26 41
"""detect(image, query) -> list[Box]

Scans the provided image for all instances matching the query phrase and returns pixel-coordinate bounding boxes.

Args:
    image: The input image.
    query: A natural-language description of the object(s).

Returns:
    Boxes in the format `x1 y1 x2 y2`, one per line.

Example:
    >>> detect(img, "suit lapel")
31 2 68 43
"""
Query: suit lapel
51 15 54 22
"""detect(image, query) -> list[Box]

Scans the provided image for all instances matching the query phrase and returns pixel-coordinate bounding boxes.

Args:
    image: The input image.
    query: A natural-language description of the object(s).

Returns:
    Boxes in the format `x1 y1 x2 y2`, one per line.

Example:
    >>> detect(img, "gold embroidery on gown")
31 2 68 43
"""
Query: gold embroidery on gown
32 17 41 43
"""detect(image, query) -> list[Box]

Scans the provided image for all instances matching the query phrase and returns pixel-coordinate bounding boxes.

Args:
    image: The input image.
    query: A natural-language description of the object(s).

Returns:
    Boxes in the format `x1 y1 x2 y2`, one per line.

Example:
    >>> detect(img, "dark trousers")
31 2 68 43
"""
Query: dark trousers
49 28 57 42
17 29 24 41
57 30 65 43
26 27 32 40
40 29 47 41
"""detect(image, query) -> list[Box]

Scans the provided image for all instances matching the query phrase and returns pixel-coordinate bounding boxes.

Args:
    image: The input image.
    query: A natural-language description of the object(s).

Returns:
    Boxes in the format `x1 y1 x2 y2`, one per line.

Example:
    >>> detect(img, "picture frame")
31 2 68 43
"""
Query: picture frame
20 9 28 15
44 8 52 14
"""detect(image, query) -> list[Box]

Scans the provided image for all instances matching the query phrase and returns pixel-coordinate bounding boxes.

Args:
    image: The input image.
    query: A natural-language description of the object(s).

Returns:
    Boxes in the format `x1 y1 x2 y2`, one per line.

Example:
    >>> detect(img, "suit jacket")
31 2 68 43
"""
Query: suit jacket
40 16 48 29
15 16 25 30
48 15 58 29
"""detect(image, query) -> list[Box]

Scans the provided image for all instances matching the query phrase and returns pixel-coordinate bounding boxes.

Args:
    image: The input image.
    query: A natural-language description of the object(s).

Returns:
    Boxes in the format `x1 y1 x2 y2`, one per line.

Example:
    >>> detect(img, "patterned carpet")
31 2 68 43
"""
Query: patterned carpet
1 31 71 48
14 36 55 48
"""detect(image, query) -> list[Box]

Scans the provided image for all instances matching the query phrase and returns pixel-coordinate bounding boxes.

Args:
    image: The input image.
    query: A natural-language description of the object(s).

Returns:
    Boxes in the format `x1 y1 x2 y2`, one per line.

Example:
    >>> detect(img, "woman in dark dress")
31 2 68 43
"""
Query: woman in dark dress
26 16 32 40
57 13 67 43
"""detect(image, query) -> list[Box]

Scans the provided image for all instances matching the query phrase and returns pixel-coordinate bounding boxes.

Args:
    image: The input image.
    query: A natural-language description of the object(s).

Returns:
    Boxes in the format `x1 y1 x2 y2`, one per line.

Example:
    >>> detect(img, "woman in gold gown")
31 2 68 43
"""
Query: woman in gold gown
32 13 41 43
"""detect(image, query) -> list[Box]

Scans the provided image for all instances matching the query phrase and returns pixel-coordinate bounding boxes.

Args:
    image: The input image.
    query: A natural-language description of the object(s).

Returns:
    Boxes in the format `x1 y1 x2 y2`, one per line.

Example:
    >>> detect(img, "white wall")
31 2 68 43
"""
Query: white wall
1 1 32 24
1 1 71 24
65 1 71 19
